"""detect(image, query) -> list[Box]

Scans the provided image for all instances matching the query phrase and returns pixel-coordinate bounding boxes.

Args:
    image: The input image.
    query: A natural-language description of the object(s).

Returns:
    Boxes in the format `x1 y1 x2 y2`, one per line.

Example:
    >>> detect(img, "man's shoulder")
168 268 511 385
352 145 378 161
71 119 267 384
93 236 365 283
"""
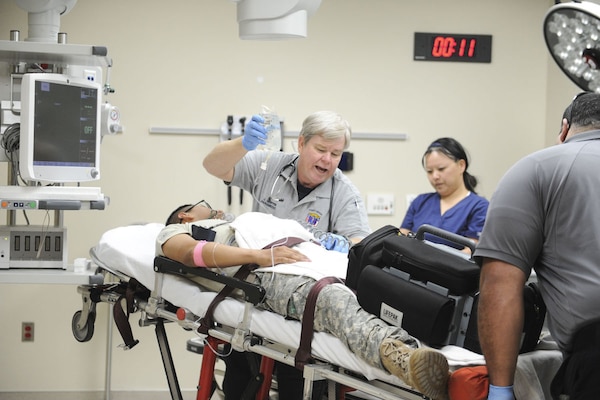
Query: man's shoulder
333 168 360 190
246 150 295 163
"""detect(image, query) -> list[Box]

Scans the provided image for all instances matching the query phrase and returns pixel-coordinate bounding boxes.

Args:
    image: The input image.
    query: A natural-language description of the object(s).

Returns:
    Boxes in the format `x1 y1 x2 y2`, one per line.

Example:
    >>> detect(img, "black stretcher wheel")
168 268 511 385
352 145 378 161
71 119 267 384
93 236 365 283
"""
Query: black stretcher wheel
72 310 96 342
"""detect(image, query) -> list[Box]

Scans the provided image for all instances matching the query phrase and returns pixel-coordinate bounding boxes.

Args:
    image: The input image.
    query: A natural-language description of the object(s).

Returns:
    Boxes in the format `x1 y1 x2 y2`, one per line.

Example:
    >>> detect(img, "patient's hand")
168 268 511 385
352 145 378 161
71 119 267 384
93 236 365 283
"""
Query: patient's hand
254 247 310 267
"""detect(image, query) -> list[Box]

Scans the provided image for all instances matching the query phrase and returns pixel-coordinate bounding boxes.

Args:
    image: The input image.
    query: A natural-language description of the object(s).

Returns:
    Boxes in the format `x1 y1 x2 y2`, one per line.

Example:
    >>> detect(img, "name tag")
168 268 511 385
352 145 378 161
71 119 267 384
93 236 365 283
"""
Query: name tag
380 302 404 327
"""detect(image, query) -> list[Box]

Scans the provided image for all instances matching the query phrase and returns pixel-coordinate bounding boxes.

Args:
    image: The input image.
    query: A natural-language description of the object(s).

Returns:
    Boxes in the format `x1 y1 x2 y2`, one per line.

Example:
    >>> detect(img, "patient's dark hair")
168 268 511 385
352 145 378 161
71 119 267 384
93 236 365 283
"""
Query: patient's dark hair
165 204 191 226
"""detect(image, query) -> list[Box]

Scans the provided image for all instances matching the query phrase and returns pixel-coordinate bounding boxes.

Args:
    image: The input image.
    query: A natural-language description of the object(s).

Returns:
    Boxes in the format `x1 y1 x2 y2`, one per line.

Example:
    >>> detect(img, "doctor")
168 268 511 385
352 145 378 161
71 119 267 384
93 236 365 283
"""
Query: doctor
203 110 370 251
203 110 371 399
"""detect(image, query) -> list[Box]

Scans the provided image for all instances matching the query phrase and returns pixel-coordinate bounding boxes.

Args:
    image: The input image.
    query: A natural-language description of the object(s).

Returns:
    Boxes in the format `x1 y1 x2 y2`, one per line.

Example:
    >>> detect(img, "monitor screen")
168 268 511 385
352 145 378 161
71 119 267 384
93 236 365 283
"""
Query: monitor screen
19 73 101 183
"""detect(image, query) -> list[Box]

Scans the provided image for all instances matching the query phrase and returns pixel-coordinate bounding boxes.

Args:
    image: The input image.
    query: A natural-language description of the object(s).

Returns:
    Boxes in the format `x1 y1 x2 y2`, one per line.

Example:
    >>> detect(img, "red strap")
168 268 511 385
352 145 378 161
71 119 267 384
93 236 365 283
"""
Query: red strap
295 276 344 369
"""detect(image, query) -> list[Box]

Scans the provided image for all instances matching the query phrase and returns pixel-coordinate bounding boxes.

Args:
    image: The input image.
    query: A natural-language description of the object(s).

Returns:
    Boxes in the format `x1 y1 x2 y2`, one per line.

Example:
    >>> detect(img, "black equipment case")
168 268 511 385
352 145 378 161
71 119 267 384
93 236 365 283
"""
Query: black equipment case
349 224 546 352
355 224 477 347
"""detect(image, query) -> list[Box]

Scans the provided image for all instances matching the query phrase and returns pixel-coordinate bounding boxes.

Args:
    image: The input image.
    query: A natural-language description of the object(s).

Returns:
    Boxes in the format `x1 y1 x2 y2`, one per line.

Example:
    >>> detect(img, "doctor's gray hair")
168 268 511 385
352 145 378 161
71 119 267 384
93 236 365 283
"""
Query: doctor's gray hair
300 111 352 150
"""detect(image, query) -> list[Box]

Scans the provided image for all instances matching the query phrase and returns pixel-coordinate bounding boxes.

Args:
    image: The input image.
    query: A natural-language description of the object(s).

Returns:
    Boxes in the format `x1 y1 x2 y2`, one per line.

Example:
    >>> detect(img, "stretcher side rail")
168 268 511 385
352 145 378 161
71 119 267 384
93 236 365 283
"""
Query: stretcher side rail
151 257 424 399
153 255 266 305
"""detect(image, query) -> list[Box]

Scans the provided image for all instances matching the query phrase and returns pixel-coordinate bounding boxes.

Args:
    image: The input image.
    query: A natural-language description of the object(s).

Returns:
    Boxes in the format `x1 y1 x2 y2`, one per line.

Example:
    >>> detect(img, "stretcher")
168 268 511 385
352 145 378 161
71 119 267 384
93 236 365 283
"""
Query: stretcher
72 220 562 400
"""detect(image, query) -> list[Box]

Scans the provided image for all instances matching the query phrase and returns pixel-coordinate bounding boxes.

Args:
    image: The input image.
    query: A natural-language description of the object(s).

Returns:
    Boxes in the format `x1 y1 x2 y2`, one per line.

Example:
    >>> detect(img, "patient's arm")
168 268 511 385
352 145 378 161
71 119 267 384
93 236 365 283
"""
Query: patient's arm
162 233 310 268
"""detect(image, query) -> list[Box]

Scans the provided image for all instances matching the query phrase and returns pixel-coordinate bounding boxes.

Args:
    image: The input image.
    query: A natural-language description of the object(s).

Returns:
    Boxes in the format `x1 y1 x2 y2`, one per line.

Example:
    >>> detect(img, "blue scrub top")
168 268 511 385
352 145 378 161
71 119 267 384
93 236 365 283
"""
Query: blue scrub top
401 192 489 248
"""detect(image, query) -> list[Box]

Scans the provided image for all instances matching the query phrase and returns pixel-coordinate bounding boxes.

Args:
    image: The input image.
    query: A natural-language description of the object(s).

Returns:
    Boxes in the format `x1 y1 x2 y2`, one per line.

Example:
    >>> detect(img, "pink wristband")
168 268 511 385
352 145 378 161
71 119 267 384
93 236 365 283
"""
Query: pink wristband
193 241 207 267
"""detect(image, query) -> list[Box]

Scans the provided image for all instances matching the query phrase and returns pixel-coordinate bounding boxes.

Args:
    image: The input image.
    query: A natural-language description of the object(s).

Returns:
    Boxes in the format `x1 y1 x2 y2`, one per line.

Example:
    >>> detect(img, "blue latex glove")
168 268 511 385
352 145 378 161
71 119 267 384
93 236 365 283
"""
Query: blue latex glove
241 115 267 151
320 233 350 254
488 385 514 400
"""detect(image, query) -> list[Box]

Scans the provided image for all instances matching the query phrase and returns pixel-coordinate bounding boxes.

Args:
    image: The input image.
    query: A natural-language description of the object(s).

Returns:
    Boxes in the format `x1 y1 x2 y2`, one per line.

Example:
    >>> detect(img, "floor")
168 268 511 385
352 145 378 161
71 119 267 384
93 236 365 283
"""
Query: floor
0 393 204 400
0 389 280 400
0 374 282 400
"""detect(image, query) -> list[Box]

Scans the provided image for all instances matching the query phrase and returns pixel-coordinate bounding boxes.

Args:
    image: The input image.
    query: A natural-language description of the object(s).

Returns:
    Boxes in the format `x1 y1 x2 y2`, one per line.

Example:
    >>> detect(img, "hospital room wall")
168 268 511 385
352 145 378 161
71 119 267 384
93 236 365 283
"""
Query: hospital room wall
0 0 580 393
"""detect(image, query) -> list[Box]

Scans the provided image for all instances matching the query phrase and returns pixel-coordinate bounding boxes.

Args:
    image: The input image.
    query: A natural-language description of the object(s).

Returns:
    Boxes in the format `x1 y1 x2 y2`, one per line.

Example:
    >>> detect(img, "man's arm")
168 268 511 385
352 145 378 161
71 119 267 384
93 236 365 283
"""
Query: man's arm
203 115 268 182
478 258 527 387
202 137 247 182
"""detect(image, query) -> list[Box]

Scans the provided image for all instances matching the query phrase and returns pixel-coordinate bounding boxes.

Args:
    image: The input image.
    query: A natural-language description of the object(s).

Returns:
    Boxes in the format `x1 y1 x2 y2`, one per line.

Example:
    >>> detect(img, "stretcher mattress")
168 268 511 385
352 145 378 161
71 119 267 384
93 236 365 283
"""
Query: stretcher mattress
90 222 490 385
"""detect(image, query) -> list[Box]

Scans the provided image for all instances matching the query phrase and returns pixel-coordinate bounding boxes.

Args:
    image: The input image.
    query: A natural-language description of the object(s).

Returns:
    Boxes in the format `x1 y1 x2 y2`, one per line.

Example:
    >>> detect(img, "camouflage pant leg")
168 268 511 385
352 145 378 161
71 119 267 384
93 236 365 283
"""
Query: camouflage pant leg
287 282 417 369
256 272 314 316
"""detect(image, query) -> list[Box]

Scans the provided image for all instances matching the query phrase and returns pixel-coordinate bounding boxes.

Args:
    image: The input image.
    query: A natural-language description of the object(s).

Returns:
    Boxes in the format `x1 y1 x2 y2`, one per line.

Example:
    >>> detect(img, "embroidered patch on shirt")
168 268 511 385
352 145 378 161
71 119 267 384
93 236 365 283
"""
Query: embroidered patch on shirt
305 211 322 227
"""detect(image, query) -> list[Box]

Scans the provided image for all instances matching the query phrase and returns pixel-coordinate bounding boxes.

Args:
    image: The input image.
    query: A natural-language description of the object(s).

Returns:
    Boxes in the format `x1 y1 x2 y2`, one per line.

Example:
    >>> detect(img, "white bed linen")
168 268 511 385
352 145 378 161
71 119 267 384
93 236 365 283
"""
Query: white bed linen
90 223 488 384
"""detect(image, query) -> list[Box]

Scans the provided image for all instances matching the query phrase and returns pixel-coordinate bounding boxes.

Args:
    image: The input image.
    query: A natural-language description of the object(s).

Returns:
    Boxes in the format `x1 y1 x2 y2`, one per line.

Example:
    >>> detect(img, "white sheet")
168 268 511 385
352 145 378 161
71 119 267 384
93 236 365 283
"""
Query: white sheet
231 212 352 281
90 222 491 384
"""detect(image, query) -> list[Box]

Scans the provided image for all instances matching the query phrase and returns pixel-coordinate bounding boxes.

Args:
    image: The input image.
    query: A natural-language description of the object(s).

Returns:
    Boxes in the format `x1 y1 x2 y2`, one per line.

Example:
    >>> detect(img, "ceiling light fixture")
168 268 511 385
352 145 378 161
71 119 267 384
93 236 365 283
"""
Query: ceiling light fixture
544 1 600 92
233 0 322 40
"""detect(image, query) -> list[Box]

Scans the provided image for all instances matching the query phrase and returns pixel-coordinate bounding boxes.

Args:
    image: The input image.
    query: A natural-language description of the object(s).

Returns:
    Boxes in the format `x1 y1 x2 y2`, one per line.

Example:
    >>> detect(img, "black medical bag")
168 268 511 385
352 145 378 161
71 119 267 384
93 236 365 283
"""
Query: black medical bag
380 225 479 296
462 281 547 354
346 224 399 290
351 224 546 352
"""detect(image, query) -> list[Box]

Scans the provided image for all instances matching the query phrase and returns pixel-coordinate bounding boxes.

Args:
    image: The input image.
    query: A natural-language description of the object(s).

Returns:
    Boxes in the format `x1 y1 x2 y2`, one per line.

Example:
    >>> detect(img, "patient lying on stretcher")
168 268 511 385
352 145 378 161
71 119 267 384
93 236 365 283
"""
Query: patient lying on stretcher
157 202 450 400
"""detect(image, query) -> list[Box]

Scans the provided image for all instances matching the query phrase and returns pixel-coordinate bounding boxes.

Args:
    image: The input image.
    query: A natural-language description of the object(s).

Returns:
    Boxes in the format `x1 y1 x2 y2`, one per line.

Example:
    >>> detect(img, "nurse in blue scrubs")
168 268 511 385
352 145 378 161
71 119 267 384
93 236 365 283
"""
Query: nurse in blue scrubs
400 137 489 253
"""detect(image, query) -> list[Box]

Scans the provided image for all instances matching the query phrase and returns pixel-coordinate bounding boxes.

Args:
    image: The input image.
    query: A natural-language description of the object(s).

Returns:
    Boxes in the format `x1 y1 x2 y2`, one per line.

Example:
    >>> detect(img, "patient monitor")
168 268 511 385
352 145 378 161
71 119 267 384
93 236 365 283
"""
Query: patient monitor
0 0 119 269
19 73 102 184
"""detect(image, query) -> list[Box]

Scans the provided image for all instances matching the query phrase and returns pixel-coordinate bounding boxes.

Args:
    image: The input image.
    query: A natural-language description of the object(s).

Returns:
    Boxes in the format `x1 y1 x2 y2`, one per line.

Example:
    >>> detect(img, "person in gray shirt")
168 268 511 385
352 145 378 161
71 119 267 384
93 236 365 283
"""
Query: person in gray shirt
203 110 371 399
474 92 600 400
203 110 370 252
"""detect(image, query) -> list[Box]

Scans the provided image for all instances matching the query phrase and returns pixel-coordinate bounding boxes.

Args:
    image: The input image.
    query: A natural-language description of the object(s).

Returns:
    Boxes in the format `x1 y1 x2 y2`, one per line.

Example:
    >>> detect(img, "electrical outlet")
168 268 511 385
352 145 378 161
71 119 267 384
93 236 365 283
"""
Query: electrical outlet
22 322 34 342
366 193 395 215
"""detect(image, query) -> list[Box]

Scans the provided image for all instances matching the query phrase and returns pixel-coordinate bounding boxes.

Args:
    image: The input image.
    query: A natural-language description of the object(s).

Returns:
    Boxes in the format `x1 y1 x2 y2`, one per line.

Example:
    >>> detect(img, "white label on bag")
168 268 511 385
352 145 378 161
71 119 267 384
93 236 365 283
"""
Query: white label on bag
380 302 403 327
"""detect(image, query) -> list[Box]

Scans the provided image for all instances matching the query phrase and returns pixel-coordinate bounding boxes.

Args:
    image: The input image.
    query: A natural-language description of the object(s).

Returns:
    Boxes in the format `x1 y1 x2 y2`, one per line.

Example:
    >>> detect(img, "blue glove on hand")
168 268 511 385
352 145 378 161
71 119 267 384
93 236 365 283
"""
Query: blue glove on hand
488 385 514 400
320 233 350 254
241 115 267 151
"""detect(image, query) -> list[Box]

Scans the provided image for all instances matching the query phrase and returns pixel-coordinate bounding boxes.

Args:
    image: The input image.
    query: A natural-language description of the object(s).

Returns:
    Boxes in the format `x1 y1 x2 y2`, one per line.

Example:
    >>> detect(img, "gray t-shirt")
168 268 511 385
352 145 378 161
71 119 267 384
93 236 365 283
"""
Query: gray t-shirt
230 150 371 239
474 130 600 352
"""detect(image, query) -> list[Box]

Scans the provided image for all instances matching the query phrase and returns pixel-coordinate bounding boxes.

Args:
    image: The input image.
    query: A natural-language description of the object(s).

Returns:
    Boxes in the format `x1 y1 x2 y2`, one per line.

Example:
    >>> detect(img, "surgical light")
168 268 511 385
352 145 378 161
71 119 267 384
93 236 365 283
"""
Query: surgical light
544 1 600 92
233 0 322 40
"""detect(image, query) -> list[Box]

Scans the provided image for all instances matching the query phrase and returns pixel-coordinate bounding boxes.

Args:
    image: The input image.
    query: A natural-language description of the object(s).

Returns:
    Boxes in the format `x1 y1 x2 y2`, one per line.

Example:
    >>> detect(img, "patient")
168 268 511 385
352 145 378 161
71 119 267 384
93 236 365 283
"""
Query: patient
157 201 450 400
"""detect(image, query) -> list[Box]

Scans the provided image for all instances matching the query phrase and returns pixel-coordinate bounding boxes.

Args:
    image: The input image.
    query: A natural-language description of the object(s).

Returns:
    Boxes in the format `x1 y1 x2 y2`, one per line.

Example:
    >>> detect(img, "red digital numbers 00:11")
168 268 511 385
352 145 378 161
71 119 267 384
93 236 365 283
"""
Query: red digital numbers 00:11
431 36 476 58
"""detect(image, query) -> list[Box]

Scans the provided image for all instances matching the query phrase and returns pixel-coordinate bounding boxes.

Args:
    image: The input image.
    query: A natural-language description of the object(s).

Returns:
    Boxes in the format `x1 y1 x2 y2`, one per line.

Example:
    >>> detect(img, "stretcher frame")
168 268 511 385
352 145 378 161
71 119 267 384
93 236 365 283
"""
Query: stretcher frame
73 255 431 400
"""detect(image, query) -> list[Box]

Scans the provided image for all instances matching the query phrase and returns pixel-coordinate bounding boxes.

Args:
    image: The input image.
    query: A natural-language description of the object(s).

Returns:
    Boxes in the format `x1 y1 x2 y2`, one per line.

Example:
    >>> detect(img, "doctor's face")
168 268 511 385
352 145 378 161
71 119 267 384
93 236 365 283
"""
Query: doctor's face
423 150 466 198
296 134 345 189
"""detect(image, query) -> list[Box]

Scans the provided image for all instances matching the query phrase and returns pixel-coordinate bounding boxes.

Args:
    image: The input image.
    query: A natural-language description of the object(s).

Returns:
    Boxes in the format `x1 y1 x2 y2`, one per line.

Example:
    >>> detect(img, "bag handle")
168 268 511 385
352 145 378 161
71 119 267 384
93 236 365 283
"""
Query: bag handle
415 224 476 255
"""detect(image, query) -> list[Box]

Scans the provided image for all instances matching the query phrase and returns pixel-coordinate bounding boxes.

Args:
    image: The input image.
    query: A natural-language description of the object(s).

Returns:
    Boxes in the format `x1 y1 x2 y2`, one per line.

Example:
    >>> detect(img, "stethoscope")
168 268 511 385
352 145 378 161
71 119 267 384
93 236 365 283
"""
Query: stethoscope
268 156 298 203
266 155 336 231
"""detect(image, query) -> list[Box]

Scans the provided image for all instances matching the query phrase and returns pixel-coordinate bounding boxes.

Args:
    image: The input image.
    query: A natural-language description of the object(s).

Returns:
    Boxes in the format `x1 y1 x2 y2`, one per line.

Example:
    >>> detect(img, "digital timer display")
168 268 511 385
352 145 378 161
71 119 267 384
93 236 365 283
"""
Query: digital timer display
414 32 492 63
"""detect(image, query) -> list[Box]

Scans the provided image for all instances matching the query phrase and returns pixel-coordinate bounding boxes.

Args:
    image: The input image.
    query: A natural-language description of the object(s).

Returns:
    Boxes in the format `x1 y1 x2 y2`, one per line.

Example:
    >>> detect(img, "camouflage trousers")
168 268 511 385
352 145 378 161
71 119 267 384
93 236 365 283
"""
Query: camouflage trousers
255 272 417 369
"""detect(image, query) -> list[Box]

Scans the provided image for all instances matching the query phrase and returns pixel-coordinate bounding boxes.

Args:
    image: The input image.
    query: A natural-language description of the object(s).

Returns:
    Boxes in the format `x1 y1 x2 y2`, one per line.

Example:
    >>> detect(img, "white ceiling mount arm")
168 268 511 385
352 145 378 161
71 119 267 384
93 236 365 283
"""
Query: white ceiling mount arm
14 0 78 43
233 0 322 40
